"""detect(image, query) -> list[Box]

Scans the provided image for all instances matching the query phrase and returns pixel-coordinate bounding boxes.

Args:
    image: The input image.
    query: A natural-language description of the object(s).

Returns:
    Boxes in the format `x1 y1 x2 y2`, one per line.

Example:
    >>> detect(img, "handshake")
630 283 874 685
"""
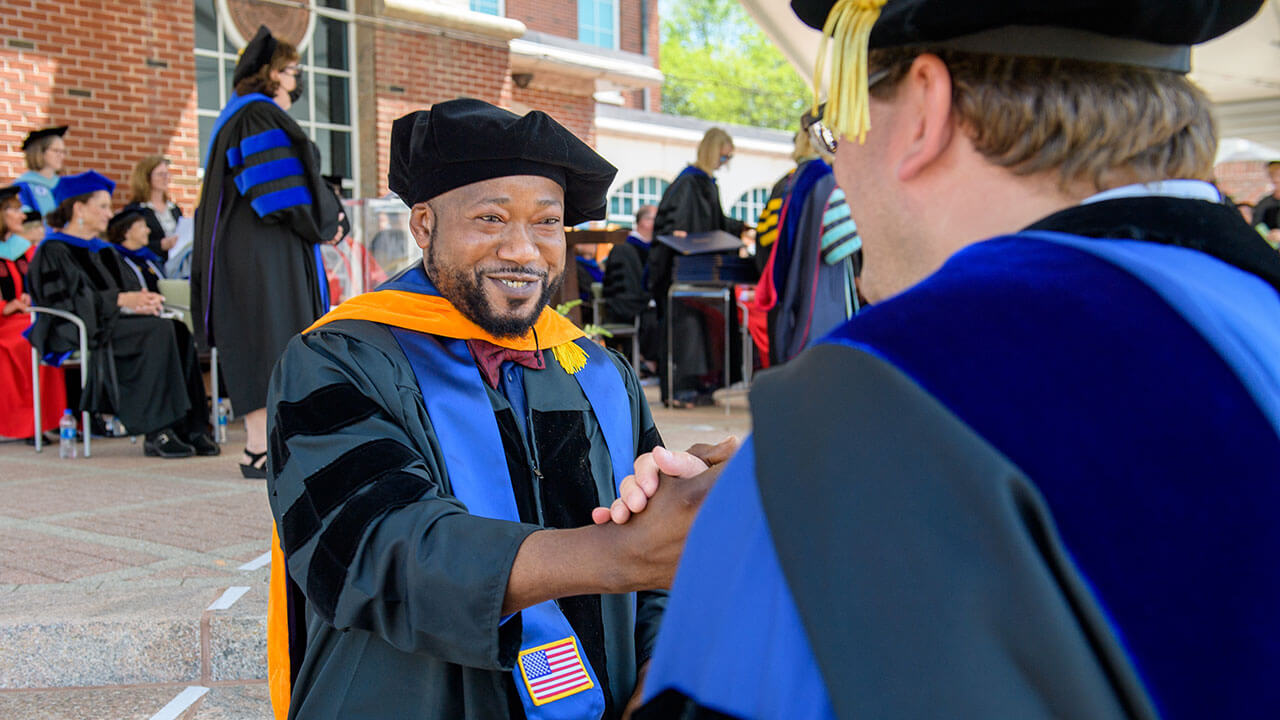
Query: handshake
502 437 741 616
592 439 739 526
591 437 740 591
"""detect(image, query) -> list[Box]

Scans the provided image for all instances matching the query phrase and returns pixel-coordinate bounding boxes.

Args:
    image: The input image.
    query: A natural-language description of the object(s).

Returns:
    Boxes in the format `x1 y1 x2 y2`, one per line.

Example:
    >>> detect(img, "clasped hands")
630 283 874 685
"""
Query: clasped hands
590 437 739 527
118 290 166 316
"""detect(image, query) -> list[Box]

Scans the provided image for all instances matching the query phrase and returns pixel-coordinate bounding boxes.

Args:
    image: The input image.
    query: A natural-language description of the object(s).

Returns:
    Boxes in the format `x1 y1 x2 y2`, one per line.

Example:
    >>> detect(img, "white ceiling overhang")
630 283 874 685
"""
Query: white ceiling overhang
736 0 1280 137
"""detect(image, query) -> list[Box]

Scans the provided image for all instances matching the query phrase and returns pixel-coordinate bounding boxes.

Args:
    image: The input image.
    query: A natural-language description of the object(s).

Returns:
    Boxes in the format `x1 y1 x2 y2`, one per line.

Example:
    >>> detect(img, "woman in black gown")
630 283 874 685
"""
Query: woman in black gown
26 171 218 458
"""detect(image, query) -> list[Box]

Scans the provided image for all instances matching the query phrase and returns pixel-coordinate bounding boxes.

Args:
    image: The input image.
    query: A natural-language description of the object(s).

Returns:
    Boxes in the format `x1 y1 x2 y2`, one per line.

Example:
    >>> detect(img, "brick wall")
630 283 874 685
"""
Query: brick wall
505 0 577 40
0 0 200 210
1215 160 1274 207
370 26 510 195
507 77 596 145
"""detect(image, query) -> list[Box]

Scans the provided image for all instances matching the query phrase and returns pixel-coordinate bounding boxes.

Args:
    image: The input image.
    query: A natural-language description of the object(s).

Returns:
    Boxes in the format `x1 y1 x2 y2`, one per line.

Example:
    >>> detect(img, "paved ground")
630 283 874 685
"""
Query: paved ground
0 384 751 719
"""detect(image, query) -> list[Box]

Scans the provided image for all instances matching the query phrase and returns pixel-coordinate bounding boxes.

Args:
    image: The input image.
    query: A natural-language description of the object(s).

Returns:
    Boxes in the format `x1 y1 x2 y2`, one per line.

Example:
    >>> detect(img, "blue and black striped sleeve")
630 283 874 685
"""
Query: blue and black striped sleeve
225 105 340 244
266 323 540 669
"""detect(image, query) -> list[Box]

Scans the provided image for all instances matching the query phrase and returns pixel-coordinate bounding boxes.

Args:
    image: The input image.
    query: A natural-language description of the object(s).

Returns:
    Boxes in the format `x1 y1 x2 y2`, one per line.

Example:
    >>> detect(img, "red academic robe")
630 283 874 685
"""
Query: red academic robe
0 243 65 438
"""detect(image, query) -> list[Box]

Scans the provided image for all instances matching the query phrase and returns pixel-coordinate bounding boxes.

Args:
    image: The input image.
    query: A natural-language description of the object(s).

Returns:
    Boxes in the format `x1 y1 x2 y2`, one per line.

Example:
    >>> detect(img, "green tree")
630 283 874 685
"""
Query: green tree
660 0 809 131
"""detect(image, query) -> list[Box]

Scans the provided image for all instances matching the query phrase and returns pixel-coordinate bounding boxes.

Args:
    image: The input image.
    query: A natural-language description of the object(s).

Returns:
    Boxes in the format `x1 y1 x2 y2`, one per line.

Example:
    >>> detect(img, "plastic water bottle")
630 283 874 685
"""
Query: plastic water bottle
58 410 77 459
216 398 230 444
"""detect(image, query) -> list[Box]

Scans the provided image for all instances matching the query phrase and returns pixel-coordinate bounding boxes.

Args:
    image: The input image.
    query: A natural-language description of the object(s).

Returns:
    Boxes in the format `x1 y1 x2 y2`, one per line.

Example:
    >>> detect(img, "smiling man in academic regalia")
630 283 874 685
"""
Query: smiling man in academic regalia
265 99 728 720
616 1 1280 719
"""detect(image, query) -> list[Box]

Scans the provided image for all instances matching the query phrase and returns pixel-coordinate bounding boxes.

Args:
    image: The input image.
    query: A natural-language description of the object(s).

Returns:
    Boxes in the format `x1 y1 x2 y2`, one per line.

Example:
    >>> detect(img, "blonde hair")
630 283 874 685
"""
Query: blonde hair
129 155 169 204
695 128 734 174
792 130 818 163
24 135 58 171
870 49 1217 190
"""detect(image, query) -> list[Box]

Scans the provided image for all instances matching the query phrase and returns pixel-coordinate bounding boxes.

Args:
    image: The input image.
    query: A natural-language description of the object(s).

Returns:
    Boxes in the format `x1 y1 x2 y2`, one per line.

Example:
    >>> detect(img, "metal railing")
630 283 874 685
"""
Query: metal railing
27 307 91 457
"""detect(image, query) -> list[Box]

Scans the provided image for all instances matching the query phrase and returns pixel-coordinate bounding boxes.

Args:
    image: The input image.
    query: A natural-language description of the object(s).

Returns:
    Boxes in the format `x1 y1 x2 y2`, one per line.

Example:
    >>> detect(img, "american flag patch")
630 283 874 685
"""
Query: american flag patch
518 636 594 706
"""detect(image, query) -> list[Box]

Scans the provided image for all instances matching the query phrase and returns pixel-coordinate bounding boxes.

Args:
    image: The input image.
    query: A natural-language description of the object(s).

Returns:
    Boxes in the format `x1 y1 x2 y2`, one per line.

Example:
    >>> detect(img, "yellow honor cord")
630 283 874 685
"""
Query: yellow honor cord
812 0 887 145
551 340 588 375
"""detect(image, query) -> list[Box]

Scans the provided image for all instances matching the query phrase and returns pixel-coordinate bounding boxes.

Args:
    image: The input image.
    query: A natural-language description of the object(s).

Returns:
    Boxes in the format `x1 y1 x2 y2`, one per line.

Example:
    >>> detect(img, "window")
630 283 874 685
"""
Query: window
470 0 502 15
730 187 772 227
194 0 357 191
578 0 618 49
608 176 669 227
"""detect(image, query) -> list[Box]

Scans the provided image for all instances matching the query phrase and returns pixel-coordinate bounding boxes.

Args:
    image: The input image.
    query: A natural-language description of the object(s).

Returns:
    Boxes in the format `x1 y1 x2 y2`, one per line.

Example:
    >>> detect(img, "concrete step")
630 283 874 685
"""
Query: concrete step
0 680 270 719
0 580 267 689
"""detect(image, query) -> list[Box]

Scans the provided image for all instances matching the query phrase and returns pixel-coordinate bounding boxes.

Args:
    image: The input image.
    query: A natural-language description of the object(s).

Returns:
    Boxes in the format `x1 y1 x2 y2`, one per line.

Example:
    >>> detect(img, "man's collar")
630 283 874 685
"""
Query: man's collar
1024 192 1280 295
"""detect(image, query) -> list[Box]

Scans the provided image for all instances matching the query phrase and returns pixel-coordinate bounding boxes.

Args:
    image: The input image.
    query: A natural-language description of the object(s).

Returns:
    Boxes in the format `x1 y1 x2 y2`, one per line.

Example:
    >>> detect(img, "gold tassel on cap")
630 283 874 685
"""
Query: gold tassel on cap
551 340 588 375
812 0 887 146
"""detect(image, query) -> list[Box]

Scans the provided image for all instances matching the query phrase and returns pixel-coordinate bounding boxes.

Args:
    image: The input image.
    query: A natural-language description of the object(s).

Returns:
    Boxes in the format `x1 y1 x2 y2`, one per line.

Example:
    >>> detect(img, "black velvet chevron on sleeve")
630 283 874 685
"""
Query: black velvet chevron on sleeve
305 470 431 620
279 438 419 555
639 424 663 455
271 382 383 473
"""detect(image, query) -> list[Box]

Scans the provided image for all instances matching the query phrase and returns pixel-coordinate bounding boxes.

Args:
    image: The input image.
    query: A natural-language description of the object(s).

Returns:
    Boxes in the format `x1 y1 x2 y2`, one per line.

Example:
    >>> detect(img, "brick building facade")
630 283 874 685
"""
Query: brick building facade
0 0 667 209
0 0 201 208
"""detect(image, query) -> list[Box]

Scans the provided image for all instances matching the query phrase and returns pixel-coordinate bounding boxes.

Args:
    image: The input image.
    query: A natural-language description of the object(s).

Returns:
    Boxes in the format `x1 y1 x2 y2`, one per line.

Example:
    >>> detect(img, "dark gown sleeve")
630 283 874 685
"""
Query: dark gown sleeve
267 325 542 670
602 243 648 323
234 103 341 246
26 242 120 355
653 175 710 239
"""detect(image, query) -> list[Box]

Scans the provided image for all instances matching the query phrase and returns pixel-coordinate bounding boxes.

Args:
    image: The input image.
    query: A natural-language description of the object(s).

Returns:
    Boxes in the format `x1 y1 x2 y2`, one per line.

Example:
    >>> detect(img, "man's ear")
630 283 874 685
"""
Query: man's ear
895 53 957 183
408 201 434 252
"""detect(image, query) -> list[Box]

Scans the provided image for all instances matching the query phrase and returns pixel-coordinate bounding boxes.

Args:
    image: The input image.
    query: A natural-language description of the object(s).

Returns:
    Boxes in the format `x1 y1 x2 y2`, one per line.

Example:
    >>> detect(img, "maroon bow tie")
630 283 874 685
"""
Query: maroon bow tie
466 339 546 388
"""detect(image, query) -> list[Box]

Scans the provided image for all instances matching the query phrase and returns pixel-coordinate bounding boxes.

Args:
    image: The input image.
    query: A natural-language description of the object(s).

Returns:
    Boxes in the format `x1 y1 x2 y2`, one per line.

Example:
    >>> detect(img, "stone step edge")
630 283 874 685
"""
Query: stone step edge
0 607 267 689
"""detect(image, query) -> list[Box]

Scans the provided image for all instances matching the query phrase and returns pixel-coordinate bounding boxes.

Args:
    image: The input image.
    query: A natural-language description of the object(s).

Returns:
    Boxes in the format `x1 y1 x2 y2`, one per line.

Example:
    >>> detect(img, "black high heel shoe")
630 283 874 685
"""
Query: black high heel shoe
241 448 268 478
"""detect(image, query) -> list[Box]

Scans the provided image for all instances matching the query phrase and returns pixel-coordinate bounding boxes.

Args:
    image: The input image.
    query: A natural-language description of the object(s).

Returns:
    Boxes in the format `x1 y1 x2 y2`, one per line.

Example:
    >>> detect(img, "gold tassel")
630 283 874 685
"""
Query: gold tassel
551 341 588 375
812 0 886 146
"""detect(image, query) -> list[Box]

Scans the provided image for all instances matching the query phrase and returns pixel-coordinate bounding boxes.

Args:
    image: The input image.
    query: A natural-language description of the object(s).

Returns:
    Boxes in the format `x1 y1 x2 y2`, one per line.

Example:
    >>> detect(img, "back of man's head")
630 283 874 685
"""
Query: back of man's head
868 48 1216 192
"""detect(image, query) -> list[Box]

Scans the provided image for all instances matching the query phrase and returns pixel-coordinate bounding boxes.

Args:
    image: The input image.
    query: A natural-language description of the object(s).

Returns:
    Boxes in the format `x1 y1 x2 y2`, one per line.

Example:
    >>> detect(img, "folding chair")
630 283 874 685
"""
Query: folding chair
590 282 641 371
28 306 91 457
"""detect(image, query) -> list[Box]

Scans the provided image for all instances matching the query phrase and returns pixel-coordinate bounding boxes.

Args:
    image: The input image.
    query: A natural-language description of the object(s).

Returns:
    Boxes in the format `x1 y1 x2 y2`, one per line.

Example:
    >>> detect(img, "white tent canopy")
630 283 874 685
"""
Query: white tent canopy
737 0 1280 143
1215 137 1280 164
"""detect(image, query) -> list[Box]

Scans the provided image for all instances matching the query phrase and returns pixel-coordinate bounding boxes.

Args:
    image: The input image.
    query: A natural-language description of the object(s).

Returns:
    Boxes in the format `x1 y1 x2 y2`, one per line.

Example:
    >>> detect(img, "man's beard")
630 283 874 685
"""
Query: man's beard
427 244 563 338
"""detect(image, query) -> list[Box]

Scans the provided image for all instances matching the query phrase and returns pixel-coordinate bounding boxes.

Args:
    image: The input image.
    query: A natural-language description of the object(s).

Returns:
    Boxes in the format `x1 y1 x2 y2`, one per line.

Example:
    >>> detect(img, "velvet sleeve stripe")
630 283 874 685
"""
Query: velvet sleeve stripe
305 471 432 621
251 185 313 218
270 383 384 473
234 156 305 195
279 437 419 555
639 425 662 456
240 128 291 159
41 286 70 304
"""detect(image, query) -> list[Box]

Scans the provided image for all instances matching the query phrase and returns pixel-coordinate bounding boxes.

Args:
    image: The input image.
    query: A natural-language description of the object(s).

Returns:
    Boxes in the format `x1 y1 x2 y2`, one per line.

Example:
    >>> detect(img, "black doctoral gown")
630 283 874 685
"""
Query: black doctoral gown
648 167 746 402
602 239 658 362
192 98 341 415
26 235 207 436
122 201 182 263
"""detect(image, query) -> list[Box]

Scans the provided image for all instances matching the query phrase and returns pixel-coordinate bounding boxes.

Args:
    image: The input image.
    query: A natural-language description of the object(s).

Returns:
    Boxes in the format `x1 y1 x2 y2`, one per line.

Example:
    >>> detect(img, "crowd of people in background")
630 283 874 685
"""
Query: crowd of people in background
3 27 1280 460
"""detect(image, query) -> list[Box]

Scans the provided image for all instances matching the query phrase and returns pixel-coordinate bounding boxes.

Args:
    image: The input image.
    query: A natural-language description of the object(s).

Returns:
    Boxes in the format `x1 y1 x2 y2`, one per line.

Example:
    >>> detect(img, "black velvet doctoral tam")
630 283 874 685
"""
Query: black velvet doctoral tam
388 98 617 226
791 0 1265 69
233 25 279 85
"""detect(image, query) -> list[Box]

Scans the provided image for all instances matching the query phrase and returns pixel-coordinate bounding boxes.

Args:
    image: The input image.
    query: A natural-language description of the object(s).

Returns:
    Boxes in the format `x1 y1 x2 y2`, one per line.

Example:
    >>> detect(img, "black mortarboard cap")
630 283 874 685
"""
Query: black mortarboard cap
0 185 20 205
22 209 41 224
107 209 145 240
792 0 1265 144
322 174 344 190
22 126 68 151
233 26 279 86
792 0 1264 69
388 99 617 226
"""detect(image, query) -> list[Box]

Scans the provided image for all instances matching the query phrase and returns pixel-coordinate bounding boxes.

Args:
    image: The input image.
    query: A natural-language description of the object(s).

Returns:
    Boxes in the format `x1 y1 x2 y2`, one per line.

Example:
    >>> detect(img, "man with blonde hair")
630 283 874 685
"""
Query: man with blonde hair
623 0 1280 718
